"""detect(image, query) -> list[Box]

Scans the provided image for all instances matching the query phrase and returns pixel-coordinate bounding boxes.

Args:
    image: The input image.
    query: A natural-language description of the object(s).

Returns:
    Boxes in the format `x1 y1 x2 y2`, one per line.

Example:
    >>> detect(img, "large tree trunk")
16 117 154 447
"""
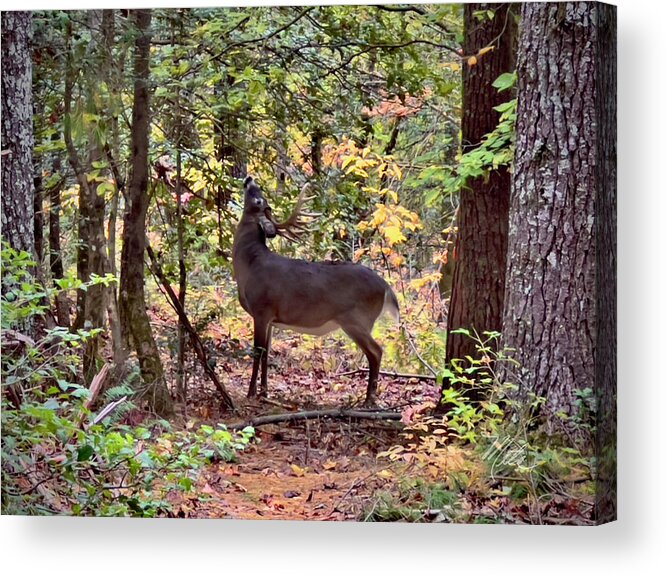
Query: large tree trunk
443 3 515 385
1 11 34 258
119 9 173 417
501 0 616 471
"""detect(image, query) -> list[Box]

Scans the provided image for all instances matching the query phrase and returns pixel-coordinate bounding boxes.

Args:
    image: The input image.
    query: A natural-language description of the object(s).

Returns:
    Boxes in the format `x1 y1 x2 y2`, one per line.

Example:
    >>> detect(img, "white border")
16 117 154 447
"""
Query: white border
2 1 664 573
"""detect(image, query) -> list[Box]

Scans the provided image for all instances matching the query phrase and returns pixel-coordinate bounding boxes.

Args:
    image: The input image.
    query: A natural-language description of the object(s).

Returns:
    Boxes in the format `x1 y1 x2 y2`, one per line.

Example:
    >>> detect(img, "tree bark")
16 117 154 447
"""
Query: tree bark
445 4 515 363
501 1 616 489
442 3 515 402
119 9 173 417
1 11 34 259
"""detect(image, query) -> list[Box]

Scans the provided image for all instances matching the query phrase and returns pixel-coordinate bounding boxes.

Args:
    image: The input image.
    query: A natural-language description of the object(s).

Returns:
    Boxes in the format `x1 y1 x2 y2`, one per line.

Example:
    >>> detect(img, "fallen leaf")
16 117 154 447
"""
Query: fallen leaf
290 463 306 477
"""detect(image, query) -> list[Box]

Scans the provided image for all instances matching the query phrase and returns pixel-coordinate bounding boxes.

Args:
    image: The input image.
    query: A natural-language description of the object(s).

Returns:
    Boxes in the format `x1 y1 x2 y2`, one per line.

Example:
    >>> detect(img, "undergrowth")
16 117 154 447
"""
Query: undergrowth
1 245 254 516
369 330 595 524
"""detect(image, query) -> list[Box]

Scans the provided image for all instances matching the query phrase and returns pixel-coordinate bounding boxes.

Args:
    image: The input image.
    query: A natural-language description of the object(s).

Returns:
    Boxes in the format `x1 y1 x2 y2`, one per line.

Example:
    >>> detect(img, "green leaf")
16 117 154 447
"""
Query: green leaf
493 100 516 113
492 72 516 92
451 328 471 336
77 444 94 461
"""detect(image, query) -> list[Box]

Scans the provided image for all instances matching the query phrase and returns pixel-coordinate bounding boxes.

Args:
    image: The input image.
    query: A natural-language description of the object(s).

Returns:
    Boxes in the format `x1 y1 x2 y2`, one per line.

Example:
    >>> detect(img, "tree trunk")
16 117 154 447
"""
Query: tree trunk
33 171 44 266
443 3 515 390
119 9 173 417
102 9 128 375
175 148 188 403
1 11 34 259
501 2 615 463
48 156 70 328
64 12 111 382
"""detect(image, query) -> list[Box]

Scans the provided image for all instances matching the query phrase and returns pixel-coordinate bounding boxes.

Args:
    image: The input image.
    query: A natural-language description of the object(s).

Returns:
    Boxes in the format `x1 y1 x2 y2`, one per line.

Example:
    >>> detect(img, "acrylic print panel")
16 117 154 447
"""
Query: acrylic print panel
1 1 615 524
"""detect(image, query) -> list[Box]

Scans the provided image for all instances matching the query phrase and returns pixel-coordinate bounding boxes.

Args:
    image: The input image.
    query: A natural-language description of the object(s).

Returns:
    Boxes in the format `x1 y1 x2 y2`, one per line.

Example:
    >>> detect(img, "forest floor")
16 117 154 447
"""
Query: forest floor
138 304 595 524
162 329 438 521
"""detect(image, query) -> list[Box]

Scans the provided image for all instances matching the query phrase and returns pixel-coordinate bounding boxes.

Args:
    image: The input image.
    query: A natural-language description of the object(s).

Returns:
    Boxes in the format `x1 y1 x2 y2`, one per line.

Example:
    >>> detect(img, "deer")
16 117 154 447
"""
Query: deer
232 176 399 407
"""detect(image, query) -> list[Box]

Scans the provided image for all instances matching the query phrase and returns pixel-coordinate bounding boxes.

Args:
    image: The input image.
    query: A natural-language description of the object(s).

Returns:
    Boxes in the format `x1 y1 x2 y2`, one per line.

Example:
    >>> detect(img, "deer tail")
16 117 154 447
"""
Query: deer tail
382 287 400 324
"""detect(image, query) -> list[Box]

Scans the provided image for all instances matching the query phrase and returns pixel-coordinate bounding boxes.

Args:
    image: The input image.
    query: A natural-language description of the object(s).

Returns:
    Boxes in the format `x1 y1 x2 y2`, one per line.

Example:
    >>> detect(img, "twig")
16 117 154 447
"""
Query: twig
338 368 437 382
228 408 402 430
84 364 110 410
92 396 128 425
400 326 438 376
326 464 395 518
145 241 235 411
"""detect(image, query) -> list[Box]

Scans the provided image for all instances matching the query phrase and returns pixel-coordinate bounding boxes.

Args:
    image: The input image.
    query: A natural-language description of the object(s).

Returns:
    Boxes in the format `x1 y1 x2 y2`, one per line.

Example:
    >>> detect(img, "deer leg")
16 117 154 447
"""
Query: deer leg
260 324 273 397
342 324 383 407
248 318 271 398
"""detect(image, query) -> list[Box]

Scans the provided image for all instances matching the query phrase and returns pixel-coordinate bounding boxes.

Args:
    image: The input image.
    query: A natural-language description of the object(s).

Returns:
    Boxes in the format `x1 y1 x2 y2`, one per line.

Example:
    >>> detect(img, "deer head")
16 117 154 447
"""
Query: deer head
241 176 318 243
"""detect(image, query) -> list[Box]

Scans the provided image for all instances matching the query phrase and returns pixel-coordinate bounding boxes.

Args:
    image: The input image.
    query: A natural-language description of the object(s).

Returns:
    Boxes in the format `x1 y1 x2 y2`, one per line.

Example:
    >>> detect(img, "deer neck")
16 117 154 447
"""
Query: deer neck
232 217 272 273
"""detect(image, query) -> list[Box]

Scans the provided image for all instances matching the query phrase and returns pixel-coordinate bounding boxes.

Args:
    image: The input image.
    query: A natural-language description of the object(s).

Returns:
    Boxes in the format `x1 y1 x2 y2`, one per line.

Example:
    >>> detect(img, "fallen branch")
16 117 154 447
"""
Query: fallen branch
145 242 235 411
84 364 110 410
228 408 402 430
338 368 438 382
92 396 128 425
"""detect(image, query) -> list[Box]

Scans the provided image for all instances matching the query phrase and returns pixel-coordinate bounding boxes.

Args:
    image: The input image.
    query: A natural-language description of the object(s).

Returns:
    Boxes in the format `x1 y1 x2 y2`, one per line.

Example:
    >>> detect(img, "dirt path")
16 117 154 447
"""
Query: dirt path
169 434 392 520
157 325 441 520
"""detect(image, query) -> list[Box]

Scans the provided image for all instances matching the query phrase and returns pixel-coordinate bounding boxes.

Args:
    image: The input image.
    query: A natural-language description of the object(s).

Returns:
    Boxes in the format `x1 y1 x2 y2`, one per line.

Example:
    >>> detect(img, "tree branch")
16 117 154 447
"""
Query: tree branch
145 241 236 411
228 408 402 430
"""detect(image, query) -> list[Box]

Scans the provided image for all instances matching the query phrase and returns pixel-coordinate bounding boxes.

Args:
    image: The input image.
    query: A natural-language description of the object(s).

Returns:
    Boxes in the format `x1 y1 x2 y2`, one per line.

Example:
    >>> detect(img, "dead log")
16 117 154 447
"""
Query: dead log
338 368 438 382
228 408 402 430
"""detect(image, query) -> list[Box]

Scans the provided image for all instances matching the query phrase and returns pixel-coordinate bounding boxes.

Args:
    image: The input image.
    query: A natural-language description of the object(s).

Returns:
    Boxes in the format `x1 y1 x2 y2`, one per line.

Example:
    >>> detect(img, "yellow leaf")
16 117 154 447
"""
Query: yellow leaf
477 45 495 57
377 469 394 479
353 247 368 261
290 463 306 477
383 225 406 246
467 55 478 67
323 460 337 470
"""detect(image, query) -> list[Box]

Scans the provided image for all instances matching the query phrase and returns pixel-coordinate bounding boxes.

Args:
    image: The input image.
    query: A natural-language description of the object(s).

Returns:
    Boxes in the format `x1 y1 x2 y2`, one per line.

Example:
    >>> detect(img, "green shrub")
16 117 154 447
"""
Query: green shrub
1 245 254 516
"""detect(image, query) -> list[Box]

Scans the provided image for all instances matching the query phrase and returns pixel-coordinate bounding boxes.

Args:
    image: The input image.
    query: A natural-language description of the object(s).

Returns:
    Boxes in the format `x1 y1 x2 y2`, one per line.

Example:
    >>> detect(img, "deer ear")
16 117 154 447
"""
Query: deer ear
243 176 254 189
258 211 277 239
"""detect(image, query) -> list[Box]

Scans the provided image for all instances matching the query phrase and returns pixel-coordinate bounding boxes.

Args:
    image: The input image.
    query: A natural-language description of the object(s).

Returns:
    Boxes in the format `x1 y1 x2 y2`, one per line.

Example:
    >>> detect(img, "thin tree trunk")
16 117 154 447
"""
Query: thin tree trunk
33 171 44 267
63 18 91 332
64 12 111 382
48 155 70 327
440 3 515 408
102 9 127 376
119 9 173 417
175 148 188 403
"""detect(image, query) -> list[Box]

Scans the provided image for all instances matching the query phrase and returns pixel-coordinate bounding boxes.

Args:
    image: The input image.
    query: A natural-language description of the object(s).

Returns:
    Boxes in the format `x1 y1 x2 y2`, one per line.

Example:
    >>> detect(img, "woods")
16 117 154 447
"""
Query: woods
1 3 615 524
